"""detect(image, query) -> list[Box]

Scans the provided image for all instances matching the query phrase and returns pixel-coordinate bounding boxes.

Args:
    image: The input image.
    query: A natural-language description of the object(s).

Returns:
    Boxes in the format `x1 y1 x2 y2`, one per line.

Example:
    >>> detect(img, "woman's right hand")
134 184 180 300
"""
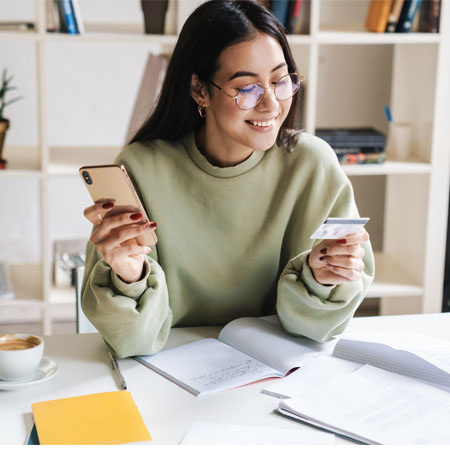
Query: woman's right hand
83 202 156 283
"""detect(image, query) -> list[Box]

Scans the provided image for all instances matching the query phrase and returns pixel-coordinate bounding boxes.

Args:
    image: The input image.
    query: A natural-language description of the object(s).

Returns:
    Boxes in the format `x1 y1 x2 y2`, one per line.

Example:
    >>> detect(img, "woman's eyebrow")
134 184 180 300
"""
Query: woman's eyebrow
228 62 287 81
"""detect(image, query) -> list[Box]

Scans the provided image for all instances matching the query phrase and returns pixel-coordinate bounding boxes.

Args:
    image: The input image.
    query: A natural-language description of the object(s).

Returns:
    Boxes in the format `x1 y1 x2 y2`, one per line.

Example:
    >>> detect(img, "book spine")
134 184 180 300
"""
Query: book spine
70 0 84 34
286 0 300 34
271 0 291 29
60 0 78 34
385 0 406 32
396 0 422 32
365 0 394 33
418 0 440 32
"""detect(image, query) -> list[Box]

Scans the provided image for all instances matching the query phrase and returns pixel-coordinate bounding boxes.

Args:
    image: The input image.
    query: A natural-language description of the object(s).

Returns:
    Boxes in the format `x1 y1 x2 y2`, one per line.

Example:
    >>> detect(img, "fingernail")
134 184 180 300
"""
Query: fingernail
149 221 157 228
336 239 347 244
130 213 142 221
320 248 327 254
144 246 152 253
102 202 114 209
319 256 326 261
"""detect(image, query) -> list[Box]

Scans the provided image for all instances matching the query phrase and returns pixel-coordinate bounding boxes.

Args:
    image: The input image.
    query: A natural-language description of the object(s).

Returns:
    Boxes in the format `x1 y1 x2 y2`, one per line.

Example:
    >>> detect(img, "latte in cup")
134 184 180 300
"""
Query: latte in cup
0 334 44 381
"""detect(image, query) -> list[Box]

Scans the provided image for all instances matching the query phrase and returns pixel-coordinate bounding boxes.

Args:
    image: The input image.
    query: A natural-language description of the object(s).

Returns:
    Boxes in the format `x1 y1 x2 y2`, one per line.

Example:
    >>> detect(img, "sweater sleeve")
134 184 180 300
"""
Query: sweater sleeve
276 177 375 343
81 240 173 358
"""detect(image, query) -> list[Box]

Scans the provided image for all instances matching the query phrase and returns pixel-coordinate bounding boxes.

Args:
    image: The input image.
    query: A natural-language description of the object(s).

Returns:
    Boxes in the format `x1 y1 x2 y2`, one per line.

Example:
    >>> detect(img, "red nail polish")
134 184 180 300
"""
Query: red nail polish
102 202 113 209
150 221 158 228
320 248 327 254
130 213 142 221
336 239 347 244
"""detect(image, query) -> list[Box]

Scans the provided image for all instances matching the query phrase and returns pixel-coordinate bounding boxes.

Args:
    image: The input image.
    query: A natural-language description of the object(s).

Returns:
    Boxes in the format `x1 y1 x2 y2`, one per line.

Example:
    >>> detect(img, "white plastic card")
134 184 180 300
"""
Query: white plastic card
310 218 369 240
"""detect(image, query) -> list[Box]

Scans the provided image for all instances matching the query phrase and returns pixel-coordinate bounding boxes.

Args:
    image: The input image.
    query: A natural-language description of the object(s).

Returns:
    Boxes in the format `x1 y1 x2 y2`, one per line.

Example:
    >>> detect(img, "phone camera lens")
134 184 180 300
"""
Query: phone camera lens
82 171 92 185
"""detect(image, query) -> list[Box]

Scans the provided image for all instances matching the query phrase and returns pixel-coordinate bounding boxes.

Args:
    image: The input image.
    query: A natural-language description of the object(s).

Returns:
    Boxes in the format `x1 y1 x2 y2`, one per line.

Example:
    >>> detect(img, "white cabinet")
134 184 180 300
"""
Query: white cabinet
1 0 449 333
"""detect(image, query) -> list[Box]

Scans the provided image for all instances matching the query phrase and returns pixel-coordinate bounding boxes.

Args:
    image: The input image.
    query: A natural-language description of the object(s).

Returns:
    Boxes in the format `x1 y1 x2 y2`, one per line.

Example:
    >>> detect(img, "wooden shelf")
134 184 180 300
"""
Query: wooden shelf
342 161 431 176
318 25 441 45
49 146 122 175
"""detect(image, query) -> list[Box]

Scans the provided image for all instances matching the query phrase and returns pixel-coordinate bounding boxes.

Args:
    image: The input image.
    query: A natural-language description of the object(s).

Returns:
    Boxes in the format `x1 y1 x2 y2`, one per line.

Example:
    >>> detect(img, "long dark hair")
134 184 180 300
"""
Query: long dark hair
130 0 301 151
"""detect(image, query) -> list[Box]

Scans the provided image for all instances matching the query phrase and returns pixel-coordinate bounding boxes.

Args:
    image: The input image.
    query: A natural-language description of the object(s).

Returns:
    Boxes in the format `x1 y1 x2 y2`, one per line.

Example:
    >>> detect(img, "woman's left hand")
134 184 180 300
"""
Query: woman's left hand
308 230 370 286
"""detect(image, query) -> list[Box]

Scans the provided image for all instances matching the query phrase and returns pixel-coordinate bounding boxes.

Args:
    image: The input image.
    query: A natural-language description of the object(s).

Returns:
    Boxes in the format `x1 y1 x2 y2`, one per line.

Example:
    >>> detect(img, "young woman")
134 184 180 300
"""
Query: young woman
82 0 374 358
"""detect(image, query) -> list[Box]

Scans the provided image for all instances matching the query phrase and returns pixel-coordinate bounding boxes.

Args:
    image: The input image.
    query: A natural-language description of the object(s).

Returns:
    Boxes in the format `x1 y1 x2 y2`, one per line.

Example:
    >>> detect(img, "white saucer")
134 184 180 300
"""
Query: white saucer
0 357 58 390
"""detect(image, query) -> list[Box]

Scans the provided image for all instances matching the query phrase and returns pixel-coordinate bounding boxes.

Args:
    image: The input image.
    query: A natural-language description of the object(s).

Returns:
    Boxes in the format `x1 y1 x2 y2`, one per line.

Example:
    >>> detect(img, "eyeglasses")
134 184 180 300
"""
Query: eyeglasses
207 72 304 110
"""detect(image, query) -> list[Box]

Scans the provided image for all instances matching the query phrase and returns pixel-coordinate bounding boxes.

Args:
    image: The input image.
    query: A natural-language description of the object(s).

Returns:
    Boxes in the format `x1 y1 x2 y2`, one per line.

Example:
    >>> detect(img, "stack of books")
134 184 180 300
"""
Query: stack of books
315 127 386 165
365 0 441 33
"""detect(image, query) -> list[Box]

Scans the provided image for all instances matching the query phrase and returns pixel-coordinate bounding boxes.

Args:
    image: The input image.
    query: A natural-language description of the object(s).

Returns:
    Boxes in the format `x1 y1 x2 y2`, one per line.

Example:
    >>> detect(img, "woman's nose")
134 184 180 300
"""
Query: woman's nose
256 86 278 112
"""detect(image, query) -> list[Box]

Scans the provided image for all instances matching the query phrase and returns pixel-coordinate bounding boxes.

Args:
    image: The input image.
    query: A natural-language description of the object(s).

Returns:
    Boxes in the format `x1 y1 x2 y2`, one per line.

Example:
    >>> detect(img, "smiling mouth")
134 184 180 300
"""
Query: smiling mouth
246 116 278 128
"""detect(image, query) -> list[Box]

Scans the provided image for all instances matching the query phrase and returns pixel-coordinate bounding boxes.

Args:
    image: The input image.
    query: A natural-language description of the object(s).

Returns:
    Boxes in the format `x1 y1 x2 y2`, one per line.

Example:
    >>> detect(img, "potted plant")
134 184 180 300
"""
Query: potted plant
0 68 23 169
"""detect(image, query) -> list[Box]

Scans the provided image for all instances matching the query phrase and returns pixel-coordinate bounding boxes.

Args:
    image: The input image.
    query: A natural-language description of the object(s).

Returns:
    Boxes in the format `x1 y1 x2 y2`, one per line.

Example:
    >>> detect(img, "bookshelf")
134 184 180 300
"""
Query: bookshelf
0 0 449 333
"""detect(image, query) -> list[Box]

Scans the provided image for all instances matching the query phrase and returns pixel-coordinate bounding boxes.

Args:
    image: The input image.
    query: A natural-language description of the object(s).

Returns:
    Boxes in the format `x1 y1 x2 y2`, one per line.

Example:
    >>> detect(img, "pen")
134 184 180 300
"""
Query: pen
108 351 127 390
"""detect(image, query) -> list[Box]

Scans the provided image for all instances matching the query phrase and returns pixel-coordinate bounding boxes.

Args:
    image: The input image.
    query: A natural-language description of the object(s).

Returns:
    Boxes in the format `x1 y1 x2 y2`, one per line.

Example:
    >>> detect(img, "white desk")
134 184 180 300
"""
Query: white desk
1 313 450 444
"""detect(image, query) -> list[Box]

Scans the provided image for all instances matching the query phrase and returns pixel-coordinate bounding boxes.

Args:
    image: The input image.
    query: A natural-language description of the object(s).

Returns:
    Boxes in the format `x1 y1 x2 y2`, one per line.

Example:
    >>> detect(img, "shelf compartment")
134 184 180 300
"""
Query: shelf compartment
0 146 41 174
8 263 43 302
366 252 423 299
49 146 122 175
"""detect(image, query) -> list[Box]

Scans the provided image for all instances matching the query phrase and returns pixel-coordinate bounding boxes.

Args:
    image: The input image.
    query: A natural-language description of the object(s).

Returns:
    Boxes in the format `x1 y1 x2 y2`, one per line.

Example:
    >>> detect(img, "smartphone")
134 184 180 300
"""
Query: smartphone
79 164 157 247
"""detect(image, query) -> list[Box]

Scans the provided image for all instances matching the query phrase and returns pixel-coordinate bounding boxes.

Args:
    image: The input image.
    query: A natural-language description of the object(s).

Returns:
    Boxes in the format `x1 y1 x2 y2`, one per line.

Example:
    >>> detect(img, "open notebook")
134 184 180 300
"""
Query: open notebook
136 316 333 396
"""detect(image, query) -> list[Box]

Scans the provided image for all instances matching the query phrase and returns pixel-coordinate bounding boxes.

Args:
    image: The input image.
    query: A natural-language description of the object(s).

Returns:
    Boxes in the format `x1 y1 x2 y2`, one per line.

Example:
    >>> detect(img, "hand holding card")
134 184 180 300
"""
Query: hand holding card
308 218 370 286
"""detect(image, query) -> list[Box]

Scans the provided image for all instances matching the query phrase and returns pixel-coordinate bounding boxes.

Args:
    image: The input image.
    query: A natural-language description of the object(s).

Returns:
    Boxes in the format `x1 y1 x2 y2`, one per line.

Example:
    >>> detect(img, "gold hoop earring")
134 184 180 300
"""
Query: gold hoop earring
198 104 206 118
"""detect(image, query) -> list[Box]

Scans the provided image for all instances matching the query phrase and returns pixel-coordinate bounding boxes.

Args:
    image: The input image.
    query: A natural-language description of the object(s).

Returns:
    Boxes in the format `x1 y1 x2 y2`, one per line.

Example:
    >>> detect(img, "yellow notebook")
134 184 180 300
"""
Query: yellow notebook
32 391 151 445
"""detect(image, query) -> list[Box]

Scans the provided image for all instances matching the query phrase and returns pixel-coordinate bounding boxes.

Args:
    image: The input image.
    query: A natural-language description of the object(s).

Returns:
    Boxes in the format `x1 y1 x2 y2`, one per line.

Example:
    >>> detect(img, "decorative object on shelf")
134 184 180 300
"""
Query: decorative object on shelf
0 261 14 300
141 0 169 34
53 240 86 288
0 68 23 170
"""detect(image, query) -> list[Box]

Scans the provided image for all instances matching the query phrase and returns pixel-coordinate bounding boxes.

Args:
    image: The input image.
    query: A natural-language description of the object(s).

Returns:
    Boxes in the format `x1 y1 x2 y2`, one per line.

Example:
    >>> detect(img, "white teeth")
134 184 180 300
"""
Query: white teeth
249 119 275 127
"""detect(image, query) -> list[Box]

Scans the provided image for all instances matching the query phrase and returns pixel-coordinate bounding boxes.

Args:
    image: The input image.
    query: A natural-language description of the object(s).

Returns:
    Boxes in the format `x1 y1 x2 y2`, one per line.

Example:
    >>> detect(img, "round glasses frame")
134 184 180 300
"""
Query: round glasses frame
207 72 304 110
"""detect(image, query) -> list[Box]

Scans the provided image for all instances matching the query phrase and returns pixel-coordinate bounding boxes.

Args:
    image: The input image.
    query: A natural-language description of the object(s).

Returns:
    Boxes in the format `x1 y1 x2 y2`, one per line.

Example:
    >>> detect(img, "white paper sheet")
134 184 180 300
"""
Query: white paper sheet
180 421 335 445
262 355 362 398
280 364 450 444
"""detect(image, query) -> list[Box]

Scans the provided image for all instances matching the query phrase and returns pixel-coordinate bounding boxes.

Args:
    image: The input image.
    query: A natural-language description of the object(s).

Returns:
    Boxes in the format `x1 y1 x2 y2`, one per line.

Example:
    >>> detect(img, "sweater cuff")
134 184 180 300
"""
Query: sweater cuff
111 259 151 299
301 255 336 299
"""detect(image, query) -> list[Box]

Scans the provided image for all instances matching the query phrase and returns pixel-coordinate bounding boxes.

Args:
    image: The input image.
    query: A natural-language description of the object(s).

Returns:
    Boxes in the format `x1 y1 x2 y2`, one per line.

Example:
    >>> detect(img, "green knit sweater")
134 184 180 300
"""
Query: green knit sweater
82 131 374 358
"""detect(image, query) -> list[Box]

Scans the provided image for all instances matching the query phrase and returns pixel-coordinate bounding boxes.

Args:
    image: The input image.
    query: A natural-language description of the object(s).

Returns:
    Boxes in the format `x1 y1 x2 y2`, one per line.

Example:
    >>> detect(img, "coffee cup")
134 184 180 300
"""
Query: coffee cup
0 334 44 381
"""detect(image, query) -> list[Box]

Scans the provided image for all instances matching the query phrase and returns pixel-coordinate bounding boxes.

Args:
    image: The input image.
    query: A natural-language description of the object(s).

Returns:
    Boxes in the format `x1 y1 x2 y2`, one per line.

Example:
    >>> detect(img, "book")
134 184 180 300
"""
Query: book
285 0 301 34
55 0 78 34
271 0 291 29
31 391 151 445
264 331 450 399
365 0 394 33
418 0 440 32
385 0 406 31
125 53 169 145
396 0 422 32
70 0 85 34
135 316 333 396
45 0 59 32
315 127 387 149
